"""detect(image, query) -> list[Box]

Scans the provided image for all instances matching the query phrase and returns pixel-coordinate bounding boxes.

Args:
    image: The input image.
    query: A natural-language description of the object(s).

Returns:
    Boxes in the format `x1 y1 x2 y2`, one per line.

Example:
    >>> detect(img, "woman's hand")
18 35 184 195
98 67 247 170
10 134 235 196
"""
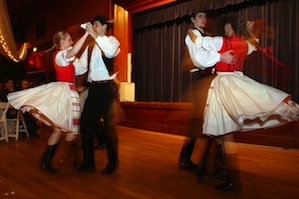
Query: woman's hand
246 21 255 37
86 22 98 39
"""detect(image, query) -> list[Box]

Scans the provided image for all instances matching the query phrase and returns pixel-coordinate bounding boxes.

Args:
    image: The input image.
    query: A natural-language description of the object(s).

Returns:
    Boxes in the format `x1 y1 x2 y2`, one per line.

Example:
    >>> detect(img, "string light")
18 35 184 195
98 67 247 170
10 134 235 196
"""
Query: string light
0 29 27 62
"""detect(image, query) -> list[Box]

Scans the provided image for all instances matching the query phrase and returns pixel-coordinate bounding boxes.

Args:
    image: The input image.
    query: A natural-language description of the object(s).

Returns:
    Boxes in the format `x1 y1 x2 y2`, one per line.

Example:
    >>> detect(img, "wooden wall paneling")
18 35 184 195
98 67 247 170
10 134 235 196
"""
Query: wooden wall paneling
114 5 130 83
24 0 114 79
26 0 113 48
120 102 195 136
120 102 299 149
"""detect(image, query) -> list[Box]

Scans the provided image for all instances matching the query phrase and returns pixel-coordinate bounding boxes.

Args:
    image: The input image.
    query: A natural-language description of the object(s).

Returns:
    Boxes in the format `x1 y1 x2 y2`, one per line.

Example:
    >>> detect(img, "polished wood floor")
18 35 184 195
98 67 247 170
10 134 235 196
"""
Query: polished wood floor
0 125 299 199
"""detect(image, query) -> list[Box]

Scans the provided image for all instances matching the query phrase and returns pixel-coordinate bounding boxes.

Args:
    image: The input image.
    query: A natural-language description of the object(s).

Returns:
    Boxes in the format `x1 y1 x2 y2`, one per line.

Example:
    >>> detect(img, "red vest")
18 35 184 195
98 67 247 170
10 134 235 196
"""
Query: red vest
216 34 248 72
53 50 75 83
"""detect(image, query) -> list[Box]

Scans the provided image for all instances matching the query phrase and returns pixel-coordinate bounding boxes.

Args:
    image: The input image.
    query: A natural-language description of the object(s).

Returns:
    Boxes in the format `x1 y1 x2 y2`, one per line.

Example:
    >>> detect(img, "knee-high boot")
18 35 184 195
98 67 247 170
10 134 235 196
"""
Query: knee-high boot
196 137 213 178
102 128 118 174
41 144 58 172
215 154 239 191
178 137 197 170
214 140 234 191
77 136 95 172
214 138 228 179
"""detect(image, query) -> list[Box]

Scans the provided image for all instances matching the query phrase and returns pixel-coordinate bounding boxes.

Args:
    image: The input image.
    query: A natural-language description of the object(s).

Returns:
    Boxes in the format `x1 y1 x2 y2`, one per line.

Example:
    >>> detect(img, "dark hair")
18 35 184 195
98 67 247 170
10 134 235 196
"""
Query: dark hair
3 77 13 84
91 15 113 31
225 12 246 37
191 10 206 17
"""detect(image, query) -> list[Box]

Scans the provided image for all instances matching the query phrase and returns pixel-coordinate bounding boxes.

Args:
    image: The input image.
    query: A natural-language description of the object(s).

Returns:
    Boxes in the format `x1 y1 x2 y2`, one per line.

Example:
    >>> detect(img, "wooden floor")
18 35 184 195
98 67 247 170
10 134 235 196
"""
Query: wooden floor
0 125 299 199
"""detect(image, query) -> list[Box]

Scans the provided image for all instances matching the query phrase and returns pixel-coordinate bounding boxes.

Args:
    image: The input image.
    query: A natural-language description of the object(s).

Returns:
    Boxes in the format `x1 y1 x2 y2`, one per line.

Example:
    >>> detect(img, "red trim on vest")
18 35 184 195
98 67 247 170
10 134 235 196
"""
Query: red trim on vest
215 34 248 72
53 50 75 83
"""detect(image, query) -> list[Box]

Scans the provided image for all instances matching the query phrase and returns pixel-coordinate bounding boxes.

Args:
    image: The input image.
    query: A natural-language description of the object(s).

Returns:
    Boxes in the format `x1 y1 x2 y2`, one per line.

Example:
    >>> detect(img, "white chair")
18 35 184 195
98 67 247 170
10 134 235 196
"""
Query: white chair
7 109 30 140
0 102 9 142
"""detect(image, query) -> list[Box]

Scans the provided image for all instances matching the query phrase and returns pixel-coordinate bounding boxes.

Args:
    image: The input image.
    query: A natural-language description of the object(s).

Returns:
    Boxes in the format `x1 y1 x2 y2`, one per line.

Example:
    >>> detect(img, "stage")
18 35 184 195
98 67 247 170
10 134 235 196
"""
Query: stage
120 102 299 149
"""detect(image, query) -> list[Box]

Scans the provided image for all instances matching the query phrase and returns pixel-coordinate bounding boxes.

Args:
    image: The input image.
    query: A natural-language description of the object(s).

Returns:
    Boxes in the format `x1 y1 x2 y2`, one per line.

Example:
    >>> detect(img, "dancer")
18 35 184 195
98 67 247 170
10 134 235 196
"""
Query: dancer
8 26 93 172
76 15 121 174
179 10 234 170
198 16 299 137
190 13 299 190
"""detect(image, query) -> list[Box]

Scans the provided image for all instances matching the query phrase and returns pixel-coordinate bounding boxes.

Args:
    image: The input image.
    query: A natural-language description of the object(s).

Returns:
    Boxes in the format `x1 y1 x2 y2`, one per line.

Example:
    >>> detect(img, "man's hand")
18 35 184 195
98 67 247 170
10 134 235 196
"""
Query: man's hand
86 22 98 40
220 50 236 64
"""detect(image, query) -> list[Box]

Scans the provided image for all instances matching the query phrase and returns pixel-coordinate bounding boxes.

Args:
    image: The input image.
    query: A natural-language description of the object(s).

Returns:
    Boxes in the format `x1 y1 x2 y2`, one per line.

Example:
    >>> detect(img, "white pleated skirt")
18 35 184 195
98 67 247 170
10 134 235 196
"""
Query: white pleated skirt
203 71 299 136
7 82 80 134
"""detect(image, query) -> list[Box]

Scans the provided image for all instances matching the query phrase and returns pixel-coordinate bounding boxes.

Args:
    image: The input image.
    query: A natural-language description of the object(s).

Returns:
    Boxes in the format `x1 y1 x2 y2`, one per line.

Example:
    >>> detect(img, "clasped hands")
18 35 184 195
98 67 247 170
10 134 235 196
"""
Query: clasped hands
84 22 99 40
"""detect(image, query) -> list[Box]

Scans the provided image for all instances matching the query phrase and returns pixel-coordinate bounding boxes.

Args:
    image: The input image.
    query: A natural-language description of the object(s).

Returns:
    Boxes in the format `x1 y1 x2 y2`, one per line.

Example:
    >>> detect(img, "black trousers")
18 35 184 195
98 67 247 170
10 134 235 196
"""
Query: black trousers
80 82 118 164
180 73 216 161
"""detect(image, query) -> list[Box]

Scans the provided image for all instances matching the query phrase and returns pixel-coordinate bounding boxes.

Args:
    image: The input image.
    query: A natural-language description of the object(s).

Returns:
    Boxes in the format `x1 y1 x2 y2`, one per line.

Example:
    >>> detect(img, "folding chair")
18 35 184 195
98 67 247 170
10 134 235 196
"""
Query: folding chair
7 108 30 140
0 102 9 142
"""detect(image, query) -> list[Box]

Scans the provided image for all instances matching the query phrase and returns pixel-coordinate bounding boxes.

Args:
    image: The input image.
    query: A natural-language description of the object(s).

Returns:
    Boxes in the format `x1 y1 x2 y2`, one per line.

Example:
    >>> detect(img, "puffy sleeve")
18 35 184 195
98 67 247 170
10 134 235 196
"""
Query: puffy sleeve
95 35 121 58
55 47 75 67
246 38 258 55
185 30 221 69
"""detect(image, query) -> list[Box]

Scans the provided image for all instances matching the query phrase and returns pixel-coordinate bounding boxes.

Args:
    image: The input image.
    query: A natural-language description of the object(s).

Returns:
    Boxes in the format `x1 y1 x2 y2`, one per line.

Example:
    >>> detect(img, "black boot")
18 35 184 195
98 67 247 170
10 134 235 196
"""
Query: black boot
41 144 58 172
178 137 197 170
196 137 213 178
215 153 241 192
214 138 228 179
215 165 233 191
215 174 233 191
214 140 234 192
102 128 118 174
77 136 95 172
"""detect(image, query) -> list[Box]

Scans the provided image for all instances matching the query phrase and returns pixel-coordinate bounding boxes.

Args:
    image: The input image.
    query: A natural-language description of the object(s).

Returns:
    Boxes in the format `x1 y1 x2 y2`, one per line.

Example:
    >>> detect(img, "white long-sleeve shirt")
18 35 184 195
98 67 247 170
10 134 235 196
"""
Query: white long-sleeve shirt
82 35 121 82
200 36 257 55
185 29 221 69
186 30 257 70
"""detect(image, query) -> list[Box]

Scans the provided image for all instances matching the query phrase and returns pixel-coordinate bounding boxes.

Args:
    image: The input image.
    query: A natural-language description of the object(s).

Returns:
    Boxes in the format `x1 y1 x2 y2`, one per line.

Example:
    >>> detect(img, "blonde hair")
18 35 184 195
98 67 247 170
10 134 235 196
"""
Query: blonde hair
52 31 68 48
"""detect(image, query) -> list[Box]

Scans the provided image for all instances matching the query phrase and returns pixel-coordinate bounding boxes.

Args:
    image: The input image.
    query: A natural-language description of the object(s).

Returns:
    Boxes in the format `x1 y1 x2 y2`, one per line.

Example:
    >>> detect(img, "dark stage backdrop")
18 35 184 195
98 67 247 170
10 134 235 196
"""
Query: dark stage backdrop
132 0 299 103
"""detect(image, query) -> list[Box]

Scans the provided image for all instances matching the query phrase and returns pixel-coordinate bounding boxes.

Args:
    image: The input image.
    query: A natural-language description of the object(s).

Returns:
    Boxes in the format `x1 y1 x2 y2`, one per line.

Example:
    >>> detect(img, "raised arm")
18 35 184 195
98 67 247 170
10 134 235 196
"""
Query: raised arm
87 22 120 58
65 31 90 59
245 21 259 55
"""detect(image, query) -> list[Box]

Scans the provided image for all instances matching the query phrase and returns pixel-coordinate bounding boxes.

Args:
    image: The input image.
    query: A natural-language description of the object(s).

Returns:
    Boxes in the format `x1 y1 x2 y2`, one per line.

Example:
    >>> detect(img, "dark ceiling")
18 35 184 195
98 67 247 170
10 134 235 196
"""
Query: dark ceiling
5 0 55 25
5 0 179 24
4 0 178 42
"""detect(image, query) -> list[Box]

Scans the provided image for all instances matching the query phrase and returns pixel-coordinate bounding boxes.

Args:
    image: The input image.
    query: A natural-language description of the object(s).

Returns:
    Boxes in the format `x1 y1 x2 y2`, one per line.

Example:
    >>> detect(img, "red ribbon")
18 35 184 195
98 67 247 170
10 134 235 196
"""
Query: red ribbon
28 51 45 68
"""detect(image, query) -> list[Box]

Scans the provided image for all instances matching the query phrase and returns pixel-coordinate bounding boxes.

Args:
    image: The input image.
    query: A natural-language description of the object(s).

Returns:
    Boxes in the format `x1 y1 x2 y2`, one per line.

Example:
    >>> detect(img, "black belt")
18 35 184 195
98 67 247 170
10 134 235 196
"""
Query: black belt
88 80 113 85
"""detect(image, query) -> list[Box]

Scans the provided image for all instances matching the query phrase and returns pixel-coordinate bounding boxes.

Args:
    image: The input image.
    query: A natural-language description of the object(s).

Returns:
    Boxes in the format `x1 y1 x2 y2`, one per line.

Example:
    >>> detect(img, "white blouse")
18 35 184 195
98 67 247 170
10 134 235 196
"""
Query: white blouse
55 46 88 76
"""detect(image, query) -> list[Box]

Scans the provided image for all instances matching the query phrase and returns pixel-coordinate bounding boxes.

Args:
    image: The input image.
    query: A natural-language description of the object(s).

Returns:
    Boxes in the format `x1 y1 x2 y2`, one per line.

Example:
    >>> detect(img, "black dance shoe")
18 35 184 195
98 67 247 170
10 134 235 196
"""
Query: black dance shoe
102 162 117 174
215 180 233 191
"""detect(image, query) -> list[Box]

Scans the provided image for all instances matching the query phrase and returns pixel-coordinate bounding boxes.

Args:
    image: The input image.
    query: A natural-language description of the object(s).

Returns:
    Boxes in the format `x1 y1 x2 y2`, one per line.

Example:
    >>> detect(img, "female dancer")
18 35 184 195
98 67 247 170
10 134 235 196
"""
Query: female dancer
188 14 299 190
199 17 299 137
8 25 93 172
